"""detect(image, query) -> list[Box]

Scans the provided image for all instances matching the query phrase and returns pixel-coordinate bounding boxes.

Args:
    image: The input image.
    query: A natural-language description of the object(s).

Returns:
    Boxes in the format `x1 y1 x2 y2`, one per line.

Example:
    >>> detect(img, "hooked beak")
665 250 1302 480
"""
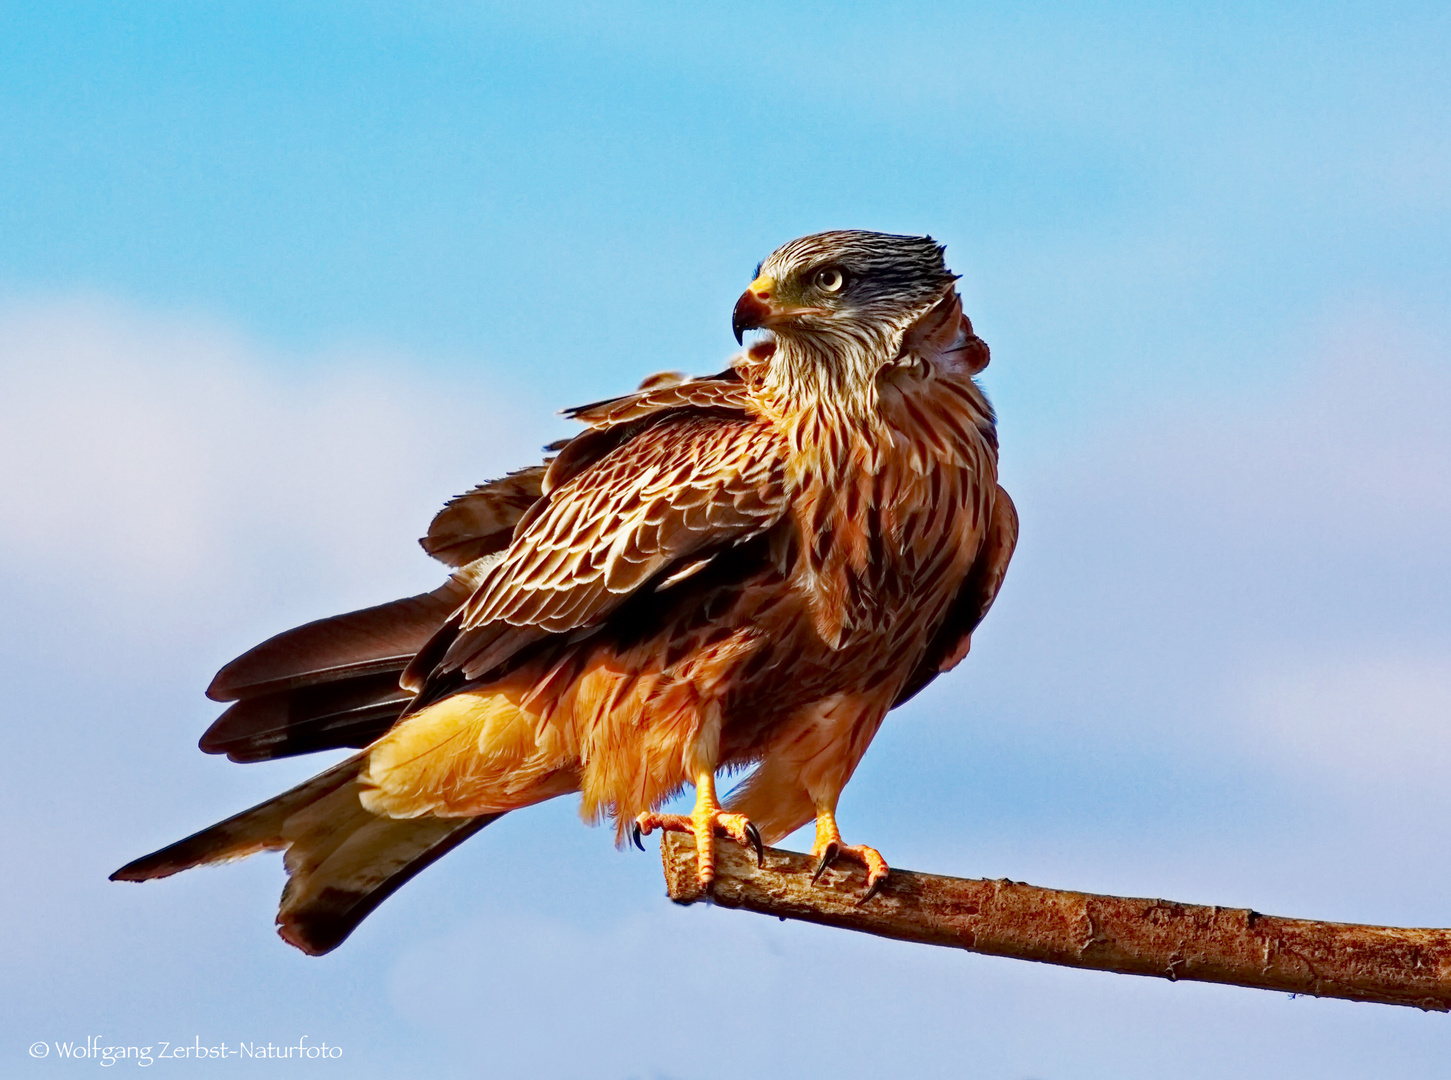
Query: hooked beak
732 273 776 345
732 273 832 344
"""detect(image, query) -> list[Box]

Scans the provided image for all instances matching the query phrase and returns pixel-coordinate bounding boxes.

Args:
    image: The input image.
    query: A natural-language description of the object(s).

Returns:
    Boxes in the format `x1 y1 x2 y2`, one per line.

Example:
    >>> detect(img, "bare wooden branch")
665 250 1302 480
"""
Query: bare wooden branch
660 833 1451 1011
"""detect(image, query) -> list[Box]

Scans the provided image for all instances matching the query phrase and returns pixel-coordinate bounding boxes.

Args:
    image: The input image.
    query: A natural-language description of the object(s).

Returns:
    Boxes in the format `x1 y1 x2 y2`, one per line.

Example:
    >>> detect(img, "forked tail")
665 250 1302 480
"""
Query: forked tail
111 755 500 955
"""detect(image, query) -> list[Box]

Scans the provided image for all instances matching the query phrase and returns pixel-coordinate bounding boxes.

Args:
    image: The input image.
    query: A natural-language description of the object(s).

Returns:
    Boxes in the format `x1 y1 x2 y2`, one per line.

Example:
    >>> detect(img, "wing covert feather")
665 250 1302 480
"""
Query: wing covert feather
420 466 547 567
436 413 788 681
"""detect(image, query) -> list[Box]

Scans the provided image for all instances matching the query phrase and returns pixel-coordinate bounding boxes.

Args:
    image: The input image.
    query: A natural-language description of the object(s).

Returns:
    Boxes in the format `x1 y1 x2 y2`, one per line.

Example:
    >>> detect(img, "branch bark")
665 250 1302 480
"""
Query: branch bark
660 833 1451 1011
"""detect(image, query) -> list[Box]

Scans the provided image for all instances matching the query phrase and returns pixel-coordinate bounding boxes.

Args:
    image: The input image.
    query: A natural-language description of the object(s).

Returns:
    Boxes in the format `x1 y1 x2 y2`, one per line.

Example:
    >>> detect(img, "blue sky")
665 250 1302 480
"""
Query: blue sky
3 3 1450 1077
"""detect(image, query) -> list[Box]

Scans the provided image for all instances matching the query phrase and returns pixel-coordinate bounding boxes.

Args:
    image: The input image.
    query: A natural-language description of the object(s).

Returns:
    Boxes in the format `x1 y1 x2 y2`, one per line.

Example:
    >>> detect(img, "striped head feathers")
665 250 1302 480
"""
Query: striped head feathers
732 230 962 414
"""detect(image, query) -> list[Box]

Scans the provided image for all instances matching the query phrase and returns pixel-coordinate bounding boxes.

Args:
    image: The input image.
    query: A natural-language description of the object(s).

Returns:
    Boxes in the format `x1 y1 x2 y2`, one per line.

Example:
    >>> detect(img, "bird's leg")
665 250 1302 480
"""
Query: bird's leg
810 803 889 904
633 770 763 887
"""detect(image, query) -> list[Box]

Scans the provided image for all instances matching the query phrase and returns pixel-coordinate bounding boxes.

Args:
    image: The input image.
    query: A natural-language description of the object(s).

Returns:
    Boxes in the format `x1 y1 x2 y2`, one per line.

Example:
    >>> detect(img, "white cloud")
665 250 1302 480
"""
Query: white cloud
0 296 549 615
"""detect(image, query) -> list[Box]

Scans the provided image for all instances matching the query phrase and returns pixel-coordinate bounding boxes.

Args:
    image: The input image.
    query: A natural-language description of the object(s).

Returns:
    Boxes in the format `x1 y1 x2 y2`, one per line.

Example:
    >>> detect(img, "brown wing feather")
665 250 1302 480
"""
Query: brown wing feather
419 465 547 567
421 370 753 568
201 563 490 762
561 366 746 427
411 411 789 689
206 575 470 703
202 672 413 763
893 483 1017 706
543 371 756 497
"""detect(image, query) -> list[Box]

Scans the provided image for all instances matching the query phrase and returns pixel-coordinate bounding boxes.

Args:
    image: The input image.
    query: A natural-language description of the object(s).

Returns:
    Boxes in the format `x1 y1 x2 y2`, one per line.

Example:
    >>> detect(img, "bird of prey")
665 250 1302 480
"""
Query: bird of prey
113 230 1018 955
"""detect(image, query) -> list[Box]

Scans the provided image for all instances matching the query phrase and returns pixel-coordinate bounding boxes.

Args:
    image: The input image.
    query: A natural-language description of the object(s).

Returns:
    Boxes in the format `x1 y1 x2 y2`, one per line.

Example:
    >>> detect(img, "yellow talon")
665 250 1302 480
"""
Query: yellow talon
810 807 889 903
632 771 763 886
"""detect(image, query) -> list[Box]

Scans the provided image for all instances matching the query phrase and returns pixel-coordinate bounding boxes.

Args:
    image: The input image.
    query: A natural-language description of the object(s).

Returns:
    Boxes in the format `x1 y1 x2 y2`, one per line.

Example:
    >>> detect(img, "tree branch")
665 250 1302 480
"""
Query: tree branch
660 833 1451 1010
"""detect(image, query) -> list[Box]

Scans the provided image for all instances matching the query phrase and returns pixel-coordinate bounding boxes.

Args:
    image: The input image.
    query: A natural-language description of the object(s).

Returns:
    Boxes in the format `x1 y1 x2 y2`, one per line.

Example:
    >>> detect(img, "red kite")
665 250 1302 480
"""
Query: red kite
114 230 1017 955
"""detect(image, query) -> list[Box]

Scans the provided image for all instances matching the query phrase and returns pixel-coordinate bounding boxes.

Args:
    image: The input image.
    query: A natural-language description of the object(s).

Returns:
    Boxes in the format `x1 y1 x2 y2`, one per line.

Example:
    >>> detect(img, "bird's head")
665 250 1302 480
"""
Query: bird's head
733 231 957 346
733 230 960 410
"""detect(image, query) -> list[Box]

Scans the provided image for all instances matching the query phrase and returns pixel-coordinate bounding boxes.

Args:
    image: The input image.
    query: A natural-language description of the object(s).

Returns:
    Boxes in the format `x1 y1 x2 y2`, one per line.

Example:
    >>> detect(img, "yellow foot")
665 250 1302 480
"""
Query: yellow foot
811 839 890 905
632 808 764 887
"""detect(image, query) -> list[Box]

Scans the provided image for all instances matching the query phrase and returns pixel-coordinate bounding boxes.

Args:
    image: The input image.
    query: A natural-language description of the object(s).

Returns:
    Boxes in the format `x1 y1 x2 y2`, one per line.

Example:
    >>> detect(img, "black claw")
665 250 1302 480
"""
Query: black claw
631 823 646 852
744 822 764 867
811 841 840 884
857 874 887 907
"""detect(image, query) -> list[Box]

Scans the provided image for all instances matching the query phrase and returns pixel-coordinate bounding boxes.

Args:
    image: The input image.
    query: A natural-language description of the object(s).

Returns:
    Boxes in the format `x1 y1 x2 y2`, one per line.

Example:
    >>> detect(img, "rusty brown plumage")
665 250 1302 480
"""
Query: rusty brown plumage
112 230 1017 954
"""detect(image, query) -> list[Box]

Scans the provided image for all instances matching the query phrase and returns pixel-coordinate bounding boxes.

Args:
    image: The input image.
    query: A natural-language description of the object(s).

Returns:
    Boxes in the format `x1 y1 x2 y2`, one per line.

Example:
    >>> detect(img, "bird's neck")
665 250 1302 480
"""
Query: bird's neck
760 330 889 425
754 294 968 479
753 326 905 489
753 288 968 443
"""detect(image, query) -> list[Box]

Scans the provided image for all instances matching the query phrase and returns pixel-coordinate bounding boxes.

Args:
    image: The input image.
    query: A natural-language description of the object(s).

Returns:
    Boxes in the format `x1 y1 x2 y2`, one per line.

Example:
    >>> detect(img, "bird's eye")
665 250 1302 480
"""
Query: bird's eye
813 267 846 293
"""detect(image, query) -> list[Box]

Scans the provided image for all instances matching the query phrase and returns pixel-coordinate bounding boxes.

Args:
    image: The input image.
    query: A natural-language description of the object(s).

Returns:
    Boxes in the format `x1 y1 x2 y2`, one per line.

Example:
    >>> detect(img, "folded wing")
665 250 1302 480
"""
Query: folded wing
405 404 790 701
